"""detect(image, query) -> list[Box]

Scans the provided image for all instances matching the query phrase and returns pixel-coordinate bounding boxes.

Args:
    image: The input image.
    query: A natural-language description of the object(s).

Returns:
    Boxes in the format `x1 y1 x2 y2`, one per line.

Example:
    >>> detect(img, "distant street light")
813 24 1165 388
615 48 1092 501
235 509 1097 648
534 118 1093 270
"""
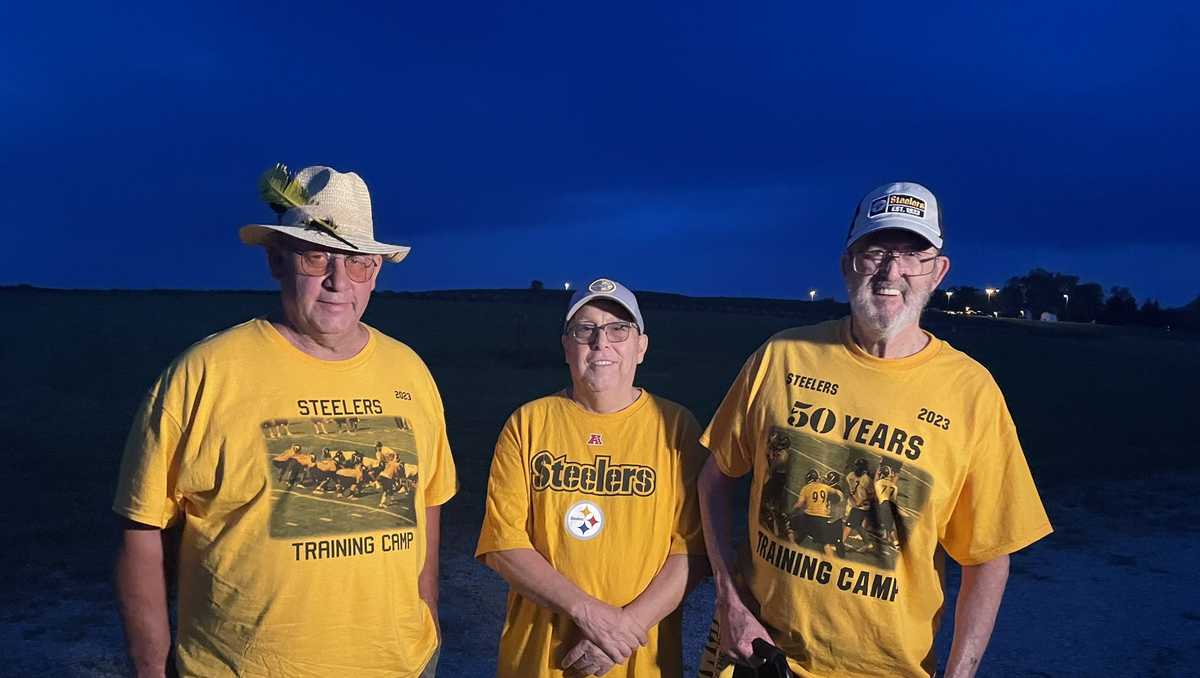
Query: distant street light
809 289 816 302
985 288 997 315
1063 293 1070 317
564 282 571 291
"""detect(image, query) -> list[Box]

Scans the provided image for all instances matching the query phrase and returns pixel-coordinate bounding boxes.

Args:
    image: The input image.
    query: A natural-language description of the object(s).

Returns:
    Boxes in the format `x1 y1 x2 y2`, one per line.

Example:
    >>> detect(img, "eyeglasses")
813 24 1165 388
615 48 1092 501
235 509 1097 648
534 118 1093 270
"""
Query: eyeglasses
565 321 639 344
850 248 941 276
292 250 379 283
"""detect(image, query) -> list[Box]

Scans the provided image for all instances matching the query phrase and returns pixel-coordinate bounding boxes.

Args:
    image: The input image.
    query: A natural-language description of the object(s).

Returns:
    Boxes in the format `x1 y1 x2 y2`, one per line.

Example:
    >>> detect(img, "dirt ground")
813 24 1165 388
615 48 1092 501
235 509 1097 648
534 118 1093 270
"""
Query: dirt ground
3 471 1198 677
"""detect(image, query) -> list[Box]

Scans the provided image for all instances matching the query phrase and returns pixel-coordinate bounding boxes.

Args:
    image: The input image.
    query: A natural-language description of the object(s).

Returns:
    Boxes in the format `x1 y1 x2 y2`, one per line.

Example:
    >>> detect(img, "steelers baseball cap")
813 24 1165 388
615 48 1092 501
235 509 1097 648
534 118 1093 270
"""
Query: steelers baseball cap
846 181 943 250
564 278 646 331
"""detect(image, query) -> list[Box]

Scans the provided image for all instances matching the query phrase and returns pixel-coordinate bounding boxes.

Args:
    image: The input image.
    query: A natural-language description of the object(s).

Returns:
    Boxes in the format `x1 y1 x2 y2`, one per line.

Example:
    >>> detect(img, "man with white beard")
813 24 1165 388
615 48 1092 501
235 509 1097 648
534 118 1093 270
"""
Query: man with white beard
696 182 1051 678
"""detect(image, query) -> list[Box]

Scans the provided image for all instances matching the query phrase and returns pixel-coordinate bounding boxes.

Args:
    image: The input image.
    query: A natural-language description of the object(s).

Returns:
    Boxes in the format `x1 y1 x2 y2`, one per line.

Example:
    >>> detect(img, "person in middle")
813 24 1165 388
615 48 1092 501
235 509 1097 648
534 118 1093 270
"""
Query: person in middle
477 278 708 678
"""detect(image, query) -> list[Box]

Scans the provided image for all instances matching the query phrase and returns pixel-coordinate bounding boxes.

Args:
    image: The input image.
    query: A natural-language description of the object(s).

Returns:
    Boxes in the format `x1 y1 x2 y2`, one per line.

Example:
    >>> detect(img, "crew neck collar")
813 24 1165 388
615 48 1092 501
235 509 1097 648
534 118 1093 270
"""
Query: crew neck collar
838 317 941 371
559 387 650 419
255 318 378 370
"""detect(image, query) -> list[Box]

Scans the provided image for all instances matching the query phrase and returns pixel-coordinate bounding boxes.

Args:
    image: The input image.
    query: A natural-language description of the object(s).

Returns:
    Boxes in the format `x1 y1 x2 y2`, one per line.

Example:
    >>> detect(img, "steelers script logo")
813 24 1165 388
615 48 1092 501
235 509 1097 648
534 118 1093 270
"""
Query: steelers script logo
564 501 605 540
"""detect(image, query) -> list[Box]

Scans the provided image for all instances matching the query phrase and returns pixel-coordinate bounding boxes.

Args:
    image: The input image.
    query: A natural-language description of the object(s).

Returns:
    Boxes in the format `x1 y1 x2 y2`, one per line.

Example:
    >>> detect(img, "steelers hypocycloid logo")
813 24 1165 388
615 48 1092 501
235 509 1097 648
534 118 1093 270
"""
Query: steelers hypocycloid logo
564 501 605 540
868 196 889 218
589 279 616 293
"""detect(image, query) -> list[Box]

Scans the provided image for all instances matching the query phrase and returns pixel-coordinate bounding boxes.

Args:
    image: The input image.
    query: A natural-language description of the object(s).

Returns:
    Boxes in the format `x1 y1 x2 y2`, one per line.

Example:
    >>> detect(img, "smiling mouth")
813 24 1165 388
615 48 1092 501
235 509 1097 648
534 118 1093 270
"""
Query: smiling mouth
589 360 617 367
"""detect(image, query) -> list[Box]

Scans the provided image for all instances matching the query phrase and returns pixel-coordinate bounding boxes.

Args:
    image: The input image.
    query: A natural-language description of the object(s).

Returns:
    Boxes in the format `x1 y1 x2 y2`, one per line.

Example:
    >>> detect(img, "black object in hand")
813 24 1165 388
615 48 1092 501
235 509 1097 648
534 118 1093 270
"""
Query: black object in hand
731 638 793 678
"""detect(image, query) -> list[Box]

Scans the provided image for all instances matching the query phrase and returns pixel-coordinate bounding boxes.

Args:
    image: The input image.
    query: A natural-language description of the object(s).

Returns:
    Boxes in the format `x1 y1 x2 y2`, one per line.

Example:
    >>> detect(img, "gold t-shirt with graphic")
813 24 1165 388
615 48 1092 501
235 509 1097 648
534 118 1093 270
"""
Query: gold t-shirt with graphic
113 319 458 677
476 391 708 678
702 318 1051 678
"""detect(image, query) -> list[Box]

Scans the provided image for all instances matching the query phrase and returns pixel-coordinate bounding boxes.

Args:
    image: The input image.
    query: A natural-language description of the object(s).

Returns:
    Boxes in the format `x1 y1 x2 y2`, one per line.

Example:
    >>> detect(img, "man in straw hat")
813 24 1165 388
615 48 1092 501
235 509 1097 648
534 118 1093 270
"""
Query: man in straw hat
696 182 1051 677
113 164 457 677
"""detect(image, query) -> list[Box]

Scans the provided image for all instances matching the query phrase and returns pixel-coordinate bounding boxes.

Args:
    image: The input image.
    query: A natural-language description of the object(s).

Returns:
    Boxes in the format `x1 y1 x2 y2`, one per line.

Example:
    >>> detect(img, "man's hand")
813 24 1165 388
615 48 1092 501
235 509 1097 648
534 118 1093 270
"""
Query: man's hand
716 586 773 665
483 549 647 665
561 638 617 677
570 599 648 664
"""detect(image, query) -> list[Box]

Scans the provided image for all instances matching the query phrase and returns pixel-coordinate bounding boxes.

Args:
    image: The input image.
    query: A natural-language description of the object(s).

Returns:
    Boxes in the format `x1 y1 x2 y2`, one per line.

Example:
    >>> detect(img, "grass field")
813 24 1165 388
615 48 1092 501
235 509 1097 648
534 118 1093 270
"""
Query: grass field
2 286 1198 675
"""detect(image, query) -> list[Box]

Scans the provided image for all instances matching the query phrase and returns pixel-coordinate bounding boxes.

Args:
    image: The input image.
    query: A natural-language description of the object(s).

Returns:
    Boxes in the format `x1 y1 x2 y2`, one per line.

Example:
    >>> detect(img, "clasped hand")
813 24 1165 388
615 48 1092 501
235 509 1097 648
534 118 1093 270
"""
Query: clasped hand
561 601 647 676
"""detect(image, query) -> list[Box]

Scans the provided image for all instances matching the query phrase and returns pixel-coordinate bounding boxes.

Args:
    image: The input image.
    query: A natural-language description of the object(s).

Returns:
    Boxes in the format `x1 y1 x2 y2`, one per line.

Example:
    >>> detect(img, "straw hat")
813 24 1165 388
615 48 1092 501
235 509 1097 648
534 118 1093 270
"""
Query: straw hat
239 164 410 262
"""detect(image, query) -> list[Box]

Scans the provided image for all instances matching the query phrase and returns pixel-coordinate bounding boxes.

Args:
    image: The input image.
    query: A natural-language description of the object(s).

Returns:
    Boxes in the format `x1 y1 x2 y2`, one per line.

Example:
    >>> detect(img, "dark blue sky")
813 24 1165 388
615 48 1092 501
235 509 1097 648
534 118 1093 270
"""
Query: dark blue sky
5 2 1198 305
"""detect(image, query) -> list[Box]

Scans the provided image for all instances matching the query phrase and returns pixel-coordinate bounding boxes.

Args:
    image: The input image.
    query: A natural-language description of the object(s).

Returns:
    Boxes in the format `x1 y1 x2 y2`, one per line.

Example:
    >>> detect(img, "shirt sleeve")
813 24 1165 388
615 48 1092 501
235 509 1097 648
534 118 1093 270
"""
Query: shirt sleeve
420 368 458 507
112 376 185 529
941 388 1053 565
670 412 710 556
700 344 769 478
475 413 535 558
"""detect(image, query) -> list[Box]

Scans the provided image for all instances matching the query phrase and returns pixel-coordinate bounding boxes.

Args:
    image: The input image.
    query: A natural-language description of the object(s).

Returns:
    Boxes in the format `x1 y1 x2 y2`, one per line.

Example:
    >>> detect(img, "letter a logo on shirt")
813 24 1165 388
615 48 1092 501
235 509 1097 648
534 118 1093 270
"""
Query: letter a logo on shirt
564 501 605 540
587 433 603 446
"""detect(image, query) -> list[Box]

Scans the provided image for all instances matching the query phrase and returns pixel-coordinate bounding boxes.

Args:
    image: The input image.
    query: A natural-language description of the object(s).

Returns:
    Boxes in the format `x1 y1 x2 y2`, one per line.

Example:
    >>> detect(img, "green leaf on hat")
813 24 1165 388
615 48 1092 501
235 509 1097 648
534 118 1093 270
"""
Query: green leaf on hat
256 163 359 250
258 163 309 215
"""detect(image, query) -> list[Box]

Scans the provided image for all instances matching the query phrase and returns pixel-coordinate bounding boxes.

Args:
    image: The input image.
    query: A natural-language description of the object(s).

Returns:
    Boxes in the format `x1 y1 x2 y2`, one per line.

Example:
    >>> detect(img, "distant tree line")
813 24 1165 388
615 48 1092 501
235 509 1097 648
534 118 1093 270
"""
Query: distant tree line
926 268 1200 330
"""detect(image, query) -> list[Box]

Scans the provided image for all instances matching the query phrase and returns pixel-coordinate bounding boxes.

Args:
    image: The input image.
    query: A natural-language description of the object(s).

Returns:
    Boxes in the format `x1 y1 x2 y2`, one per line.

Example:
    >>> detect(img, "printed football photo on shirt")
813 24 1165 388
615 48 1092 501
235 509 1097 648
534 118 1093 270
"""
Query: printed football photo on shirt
261 415 420 539
759 426 933 571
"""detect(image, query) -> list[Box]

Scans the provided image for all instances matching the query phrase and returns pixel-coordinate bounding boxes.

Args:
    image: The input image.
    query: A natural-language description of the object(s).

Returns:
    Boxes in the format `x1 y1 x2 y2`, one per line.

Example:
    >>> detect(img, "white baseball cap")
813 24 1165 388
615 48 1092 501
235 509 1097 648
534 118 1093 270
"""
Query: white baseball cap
846 181 943 250
564 278 645 331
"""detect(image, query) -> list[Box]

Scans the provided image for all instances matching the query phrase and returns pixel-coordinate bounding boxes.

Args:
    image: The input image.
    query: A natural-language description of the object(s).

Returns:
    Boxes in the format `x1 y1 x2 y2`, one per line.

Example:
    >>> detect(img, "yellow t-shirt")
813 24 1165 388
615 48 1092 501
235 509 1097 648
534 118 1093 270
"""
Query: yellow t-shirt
113 319 458 678
476 391 708 678
702 318 1051 678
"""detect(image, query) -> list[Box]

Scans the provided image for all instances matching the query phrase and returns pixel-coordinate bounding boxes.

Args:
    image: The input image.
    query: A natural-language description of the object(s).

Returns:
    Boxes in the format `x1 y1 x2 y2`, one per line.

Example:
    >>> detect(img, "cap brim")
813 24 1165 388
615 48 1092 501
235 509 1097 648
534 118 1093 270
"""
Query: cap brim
565 293 645 331
846 218 943 250
240 224 410 263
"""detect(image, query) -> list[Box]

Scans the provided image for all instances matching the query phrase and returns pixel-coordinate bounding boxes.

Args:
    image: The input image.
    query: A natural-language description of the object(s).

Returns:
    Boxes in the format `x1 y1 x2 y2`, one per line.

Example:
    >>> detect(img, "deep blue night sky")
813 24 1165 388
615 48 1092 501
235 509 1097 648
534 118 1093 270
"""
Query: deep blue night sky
4 2 1198 305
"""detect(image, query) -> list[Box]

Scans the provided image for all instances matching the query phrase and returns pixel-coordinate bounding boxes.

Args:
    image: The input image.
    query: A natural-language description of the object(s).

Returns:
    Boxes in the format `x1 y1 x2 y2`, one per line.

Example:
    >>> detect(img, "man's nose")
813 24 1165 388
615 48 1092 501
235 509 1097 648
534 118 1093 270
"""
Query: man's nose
588 328 612 349
876 255 904 280
323 256 351 289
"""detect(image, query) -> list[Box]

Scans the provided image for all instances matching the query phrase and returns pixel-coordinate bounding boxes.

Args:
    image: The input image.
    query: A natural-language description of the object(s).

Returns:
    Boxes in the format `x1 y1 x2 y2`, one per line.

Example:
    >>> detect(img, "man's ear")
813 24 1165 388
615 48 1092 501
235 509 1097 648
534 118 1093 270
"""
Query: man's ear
931 254 951 288
266 247 287 280
839 252 853 277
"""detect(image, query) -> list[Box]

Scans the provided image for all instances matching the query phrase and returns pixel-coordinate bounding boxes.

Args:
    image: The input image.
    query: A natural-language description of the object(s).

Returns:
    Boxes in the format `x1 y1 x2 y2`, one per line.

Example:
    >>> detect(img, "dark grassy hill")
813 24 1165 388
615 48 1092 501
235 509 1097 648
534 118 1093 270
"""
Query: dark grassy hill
4 286 1194 535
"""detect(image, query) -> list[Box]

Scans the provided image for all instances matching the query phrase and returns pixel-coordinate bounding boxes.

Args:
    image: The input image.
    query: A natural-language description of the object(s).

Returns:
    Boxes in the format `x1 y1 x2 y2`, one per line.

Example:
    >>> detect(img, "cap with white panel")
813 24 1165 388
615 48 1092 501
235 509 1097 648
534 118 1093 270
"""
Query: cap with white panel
846 181 944 250
564 278 645 331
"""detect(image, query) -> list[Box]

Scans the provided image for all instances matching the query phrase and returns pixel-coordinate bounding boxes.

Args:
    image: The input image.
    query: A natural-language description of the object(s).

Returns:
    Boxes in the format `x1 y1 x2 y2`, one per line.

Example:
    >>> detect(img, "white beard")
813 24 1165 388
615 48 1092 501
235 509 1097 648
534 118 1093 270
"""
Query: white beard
849 281 932 341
